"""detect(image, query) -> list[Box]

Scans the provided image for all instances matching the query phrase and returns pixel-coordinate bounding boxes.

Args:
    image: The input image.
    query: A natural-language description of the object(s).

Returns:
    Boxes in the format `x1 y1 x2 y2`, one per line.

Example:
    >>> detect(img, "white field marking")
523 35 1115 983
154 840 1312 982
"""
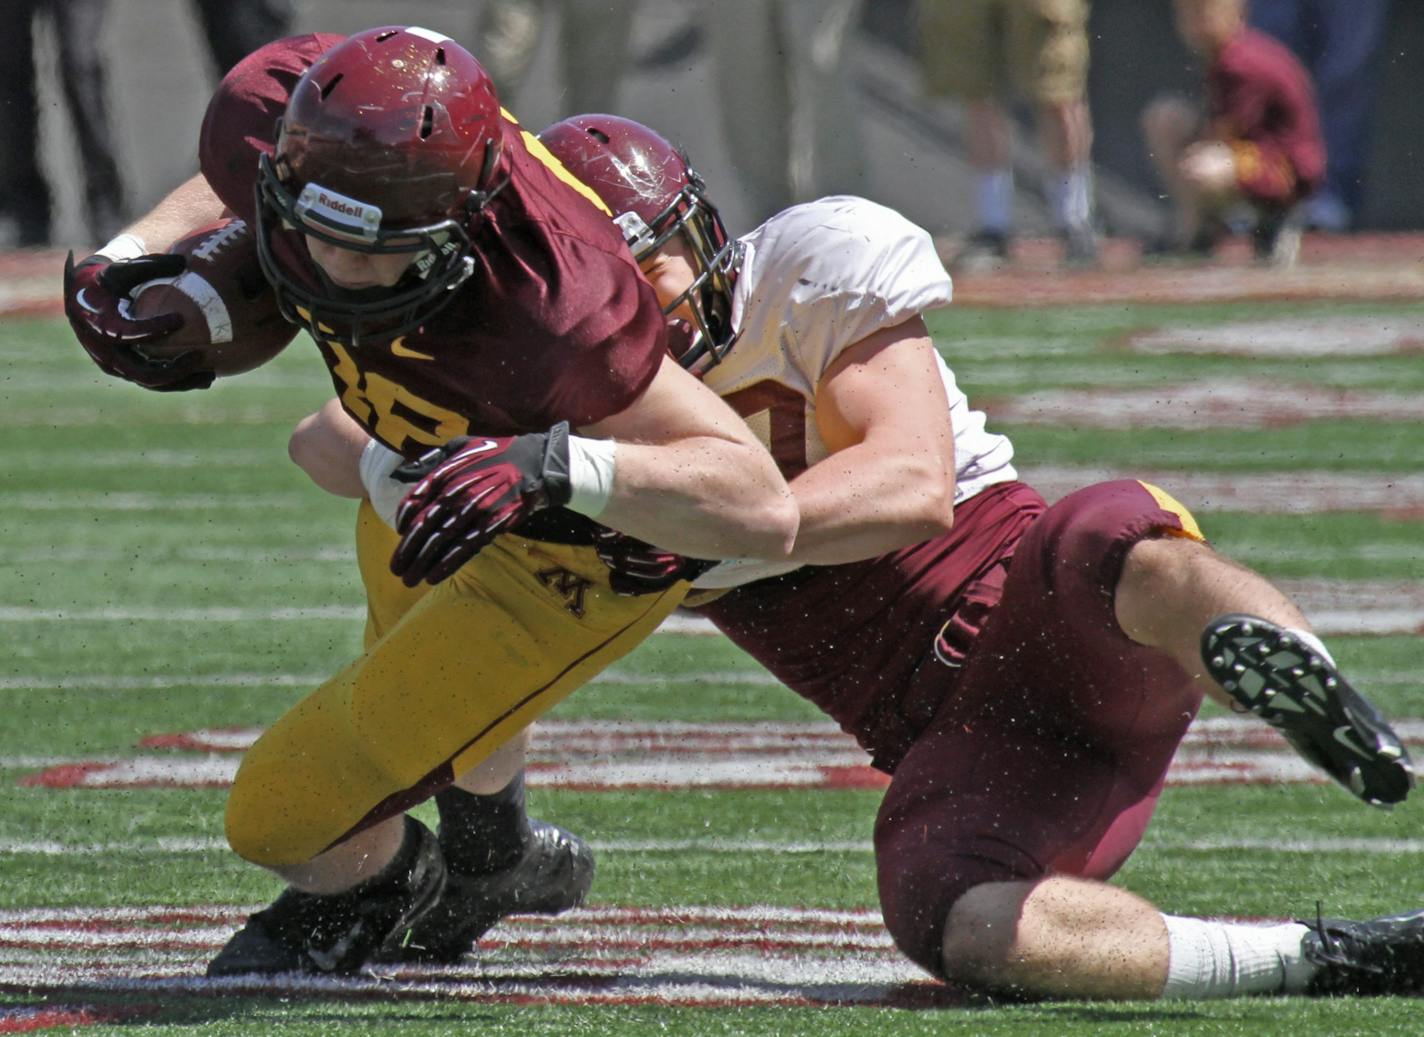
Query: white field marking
1130 315 1424 358
20 716 1424 792
0 668 775 692
8 448 275 471
0 406 297 430
0 903 961 1009
988 380 1424 429
9 492 317 511
1019 465 1424 513
4 832 1424 859
2 546 352 565
11 595 1424 635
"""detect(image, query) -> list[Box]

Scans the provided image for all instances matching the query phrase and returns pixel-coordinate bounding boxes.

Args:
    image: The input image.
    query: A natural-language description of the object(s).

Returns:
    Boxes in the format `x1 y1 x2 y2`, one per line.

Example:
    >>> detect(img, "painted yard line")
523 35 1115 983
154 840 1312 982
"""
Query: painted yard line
0 904 884 927
16 473 1424 522
13 715 1424 787
1 546 352 565
134 716 1424 755
987 380 1424 429
9 448 277 471
1129 315 1424 358
0 903 944 1009
4 581 1420 635
1019 465 1424 514
3 834 1423 859
9 492 317 512
0 668 776 693
5 747 1365 792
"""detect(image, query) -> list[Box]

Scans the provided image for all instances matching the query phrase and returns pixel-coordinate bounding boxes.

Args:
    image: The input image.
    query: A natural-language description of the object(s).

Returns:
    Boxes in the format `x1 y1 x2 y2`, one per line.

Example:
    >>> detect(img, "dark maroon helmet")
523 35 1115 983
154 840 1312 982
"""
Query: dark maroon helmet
538 113 742 374
255 26 508 346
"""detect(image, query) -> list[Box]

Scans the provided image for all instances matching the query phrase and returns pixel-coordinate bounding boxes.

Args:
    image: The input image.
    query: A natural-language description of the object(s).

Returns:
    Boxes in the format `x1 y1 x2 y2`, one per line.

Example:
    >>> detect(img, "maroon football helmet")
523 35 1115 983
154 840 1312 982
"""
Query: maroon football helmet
537 113 742 374
255 26 508 346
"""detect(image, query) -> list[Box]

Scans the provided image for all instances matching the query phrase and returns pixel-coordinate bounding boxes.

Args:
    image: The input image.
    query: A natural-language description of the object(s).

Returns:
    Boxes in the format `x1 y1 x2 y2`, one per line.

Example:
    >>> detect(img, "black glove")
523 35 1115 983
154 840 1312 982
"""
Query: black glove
593 527 716 595
62 251 214 391
390 424 573 586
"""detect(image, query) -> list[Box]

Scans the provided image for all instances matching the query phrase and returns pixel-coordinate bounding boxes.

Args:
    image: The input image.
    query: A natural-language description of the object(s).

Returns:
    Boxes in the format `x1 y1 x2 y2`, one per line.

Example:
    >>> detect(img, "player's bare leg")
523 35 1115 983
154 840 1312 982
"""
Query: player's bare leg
1116 535 1412 805
938 872 1405 1000
1036 95 1097 263
1141 96 1207 248
1114 536 1306 706
942 875 1170 999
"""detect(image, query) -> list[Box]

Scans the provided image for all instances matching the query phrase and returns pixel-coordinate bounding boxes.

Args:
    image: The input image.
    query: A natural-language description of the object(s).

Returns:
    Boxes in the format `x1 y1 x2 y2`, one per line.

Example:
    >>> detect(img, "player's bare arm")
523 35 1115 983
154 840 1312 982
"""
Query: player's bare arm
581 355 799 563
784 315 956 564
111 173 228 256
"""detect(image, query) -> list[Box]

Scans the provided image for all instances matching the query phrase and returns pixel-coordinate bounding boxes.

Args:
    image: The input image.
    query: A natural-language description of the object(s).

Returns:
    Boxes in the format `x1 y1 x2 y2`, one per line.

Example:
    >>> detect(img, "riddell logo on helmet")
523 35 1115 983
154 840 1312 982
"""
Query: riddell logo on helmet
318 193 365 218
295 182 383 241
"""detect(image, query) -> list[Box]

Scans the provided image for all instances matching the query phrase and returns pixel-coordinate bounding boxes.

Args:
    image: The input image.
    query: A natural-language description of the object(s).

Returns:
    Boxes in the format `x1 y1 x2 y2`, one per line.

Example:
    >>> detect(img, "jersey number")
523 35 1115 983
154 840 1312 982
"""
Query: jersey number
326 341 469 453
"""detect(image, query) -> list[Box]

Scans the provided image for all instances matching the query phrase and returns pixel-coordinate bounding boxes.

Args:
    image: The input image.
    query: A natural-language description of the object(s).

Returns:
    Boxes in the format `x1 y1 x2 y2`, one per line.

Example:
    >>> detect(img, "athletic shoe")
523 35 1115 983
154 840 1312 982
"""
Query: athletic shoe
206 819 446 976
950 229 1011 273
1201 614 1415 806
393 819 595 963
1303 908 1424 996
1060 224 1099 267
1253 207 1302 269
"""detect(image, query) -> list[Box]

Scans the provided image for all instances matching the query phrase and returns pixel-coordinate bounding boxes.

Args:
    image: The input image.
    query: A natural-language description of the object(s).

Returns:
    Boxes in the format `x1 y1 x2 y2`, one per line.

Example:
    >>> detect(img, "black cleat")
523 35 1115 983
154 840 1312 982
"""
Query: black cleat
1304 908 1424 996
207 819 446 976
1202 614 1415 806
393 820 594 963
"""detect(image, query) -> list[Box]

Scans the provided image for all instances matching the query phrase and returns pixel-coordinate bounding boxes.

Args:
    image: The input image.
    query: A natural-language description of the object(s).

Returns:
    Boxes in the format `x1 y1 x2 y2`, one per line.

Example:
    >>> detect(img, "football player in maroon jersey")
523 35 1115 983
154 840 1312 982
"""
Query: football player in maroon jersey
1141 0 1325 266
297 113 1422 1000
61 29 797 978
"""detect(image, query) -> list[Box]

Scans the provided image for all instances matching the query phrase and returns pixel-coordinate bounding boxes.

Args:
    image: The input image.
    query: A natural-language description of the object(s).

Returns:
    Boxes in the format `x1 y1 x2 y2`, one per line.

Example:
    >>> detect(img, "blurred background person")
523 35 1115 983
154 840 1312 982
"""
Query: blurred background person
473 0 635 117
1248 0 1392 232
918 0 1098 270
704 0 869 224
0 0 125 247
1142 0 1325 267
191 0 293 77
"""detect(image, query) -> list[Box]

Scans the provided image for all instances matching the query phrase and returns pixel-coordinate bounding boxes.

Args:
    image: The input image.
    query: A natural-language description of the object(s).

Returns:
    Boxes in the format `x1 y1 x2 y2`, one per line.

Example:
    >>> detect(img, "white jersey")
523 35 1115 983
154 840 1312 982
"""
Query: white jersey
693 197 1016 589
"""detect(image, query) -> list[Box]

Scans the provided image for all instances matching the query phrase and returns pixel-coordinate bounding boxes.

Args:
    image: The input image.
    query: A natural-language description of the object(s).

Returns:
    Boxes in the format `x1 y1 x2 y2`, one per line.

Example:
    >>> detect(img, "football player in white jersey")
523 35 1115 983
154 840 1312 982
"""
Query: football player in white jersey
289 115 1422 999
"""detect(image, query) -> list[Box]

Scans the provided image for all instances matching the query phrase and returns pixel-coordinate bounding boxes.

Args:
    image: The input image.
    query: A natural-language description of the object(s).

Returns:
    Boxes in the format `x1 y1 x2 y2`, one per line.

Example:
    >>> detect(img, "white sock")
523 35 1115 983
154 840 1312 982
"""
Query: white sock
1053 165 1093 230
1284 627 1336 669
1161 915 1318 999
977 169 1014 233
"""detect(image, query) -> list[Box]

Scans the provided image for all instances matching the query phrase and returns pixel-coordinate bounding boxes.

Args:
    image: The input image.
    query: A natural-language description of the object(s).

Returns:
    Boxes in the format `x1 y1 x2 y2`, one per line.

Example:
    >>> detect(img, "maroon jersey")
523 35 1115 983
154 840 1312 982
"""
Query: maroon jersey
1208 28 1325 205
197 35 667 454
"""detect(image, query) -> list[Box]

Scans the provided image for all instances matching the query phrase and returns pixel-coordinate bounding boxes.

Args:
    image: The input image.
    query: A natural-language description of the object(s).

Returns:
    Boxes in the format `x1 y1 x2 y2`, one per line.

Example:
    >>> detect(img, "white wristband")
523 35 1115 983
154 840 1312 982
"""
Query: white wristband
95 233 149 262
566 435 617 518
359 439 408 529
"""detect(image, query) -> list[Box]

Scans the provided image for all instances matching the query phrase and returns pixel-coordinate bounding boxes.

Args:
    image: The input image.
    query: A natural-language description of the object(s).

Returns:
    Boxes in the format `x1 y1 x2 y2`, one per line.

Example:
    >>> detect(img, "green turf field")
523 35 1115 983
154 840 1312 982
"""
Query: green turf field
2 297 1423 1034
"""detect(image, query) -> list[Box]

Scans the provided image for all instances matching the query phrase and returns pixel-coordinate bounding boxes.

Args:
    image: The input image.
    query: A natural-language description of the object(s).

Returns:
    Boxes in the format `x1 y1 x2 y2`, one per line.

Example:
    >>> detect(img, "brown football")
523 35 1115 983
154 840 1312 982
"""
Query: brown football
129 218 300 376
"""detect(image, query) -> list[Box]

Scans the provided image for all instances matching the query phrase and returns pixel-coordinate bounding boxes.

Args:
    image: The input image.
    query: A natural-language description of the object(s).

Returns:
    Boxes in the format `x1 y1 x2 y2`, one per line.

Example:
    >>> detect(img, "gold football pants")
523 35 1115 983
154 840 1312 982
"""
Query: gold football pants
225 501 686 866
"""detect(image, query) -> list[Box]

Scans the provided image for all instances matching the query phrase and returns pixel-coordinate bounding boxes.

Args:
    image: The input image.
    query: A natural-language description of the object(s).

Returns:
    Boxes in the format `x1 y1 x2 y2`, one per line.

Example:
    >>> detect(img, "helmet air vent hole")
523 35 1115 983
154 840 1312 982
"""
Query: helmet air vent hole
420 105 435 139
375 30 398 42
319 73 343 100
435 47 446 65
588 128 610 144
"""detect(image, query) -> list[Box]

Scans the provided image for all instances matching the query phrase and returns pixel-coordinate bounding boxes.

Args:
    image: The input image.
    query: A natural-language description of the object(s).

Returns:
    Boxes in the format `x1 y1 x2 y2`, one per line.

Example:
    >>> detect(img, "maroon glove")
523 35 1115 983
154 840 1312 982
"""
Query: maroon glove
63 251 215 391
391 425 574 586
593 527 716 595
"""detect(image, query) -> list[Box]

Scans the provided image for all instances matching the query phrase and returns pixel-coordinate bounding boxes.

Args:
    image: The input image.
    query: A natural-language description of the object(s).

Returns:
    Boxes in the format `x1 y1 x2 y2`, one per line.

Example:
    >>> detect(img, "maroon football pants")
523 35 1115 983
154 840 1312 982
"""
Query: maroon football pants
874 480 1205 976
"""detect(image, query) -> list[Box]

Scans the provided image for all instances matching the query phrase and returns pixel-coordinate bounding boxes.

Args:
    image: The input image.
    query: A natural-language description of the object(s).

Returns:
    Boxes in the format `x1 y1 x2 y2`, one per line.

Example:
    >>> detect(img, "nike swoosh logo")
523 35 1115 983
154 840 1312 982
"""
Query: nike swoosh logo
390 338 435 361
74 288 102 315
1333 724 1374 760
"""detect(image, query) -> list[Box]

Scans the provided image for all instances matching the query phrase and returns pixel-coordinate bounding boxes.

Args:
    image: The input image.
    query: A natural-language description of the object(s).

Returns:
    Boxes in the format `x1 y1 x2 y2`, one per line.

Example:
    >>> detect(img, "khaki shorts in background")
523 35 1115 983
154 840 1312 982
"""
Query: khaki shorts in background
918 0 1090 104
